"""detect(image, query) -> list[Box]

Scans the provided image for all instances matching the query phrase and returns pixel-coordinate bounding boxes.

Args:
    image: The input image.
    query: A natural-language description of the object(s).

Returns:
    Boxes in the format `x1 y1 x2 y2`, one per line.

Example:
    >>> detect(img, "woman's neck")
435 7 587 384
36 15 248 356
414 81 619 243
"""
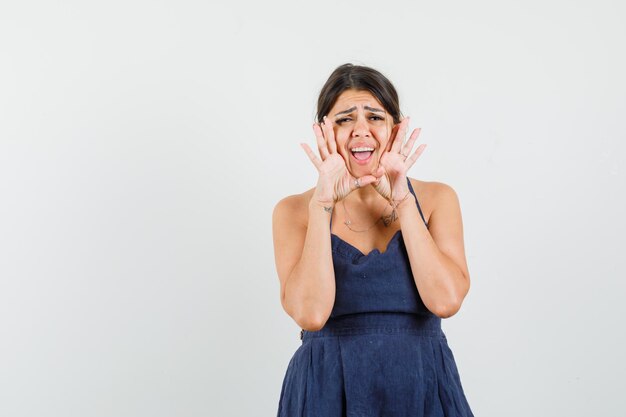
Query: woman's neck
344 186 385 207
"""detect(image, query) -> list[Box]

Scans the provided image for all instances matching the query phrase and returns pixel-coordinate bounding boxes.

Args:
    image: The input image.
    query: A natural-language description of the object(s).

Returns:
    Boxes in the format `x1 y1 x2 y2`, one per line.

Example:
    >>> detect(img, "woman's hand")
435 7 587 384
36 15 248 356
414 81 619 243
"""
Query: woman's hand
373 117 427 201
301 116 382 206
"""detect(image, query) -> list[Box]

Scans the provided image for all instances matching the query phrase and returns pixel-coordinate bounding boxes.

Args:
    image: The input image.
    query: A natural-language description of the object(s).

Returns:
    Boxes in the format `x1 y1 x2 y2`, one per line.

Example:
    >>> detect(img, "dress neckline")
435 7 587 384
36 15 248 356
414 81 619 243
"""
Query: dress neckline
329 177 428 259
331 229 403 258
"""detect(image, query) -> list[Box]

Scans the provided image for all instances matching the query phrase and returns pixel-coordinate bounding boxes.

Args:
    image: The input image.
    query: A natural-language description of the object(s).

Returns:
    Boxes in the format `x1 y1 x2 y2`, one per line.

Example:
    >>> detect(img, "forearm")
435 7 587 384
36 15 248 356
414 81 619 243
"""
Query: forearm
283 200 336 330
396 195 468 318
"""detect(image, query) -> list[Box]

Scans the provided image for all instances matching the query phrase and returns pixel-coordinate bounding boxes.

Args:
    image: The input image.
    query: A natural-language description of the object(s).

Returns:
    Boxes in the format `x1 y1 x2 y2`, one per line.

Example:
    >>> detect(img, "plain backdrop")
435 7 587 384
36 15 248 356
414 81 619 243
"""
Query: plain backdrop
1 1 625 416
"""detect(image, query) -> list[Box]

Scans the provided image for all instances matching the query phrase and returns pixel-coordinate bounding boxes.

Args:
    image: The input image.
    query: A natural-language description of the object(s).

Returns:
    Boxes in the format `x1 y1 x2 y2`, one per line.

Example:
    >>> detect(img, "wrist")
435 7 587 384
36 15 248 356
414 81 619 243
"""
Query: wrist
309 199 335 214
389 190 412 210
394 193 416 213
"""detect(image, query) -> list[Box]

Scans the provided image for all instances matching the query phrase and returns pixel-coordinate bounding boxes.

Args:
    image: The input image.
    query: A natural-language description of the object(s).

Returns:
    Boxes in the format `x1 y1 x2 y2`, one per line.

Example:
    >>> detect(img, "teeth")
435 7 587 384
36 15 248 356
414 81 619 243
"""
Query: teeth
351 147 374 152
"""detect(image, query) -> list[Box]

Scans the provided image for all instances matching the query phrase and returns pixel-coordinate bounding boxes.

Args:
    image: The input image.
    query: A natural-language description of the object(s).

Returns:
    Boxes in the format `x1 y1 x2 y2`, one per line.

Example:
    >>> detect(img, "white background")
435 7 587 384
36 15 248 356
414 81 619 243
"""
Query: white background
1 1 625 416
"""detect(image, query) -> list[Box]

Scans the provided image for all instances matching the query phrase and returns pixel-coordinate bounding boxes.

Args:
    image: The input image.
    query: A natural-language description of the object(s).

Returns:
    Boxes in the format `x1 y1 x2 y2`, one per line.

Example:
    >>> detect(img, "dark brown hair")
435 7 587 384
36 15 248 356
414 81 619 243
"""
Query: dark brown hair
316 63 402 124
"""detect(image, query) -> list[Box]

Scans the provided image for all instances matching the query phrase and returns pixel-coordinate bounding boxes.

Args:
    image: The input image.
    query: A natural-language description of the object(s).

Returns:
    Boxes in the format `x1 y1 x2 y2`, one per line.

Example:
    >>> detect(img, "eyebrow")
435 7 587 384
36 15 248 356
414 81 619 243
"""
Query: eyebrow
334 106 385 116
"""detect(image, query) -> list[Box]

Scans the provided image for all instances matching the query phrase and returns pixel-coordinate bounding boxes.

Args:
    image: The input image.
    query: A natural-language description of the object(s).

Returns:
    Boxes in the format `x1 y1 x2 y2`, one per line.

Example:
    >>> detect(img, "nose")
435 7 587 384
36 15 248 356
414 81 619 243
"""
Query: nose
351 116 371 138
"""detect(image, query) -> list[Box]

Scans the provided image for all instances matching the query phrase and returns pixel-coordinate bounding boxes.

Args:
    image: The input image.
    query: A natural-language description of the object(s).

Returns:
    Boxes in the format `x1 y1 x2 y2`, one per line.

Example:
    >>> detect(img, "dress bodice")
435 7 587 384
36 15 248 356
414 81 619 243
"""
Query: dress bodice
329 177 433 318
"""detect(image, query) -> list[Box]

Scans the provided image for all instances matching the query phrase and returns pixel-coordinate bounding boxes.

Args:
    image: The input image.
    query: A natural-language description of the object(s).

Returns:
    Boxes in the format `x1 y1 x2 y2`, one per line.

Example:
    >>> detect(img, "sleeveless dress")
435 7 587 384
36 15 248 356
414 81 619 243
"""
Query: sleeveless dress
276 178 474 417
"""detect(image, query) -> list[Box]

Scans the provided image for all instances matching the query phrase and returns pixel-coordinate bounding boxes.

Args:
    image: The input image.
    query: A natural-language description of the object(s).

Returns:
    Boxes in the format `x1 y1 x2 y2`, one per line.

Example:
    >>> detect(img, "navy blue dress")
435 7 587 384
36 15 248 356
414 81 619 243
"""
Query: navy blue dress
277 178 474 416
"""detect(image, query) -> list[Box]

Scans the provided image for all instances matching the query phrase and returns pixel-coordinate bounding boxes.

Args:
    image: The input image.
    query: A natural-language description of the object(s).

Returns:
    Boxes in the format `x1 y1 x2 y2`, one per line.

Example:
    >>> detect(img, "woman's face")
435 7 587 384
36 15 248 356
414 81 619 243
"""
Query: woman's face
326 89 396 176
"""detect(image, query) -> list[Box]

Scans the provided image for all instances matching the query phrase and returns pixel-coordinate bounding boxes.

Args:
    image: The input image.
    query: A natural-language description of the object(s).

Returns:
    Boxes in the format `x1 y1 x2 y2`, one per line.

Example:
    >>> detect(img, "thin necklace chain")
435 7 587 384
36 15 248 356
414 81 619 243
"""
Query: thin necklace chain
341 197 398 233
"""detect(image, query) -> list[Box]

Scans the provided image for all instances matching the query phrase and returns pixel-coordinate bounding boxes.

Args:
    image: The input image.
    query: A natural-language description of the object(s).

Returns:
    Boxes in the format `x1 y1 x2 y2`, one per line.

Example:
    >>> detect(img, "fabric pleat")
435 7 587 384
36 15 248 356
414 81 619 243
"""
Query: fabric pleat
277 327 474 417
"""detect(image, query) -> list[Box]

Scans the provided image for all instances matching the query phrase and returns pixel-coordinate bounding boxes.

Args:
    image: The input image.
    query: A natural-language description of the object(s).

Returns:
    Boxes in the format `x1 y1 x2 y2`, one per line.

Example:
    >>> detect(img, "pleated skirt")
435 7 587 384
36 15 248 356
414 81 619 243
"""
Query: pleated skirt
276 312 474 417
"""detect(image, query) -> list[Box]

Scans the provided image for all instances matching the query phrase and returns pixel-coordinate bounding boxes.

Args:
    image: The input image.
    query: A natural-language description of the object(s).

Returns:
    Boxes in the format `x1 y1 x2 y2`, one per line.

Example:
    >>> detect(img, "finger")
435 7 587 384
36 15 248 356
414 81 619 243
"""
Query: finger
371 171 392 199
312 123 330 160
405 143 427 170
371 166 385 177
300 142 323 170
322 116 338 154
367 165 385 186
390 117 409 153
353 174 380 189
402 128 421 158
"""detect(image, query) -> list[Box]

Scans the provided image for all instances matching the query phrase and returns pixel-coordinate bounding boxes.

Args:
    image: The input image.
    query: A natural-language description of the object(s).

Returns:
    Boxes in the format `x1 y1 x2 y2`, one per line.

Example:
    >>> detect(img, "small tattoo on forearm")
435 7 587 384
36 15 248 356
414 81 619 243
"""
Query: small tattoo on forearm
323 206 333 214
381 210 398 227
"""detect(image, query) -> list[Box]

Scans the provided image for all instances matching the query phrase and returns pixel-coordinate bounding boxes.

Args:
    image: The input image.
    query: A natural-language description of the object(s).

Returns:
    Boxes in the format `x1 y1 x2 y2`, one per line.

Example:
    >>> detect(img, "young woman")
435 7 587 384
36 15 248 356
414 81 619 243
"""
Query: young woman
272 63 474 416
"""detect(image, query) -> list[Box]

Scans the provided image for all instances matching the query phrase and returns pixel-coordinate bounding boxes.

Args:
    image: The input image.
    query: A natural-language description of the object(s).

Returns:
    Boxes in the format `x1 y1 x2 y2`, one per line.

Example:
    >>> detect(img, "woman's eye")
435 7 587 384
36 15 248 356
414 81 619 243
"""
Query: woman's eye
370 115 384 121
335 117 351 124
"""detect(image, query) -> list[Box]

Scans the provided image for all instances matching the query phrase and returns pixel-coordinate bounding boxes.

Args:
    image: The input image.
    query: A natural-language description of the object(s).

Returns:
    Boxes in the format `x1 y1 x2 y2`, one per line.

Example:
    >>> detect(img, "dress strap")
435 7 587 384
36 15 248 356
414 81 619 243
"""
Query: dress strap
406 177 429 228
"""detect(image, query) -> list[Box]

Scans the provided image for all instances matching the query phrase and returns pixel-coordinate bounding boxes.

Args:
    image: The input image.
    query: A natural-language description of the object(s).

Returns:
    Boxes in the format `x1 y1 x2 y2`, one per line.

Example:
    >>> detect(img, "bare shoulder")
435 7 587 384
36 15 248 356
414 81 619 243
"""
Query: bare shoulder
413 178 468 272
407 178 459 223
272 187 316 229
429 181 461 208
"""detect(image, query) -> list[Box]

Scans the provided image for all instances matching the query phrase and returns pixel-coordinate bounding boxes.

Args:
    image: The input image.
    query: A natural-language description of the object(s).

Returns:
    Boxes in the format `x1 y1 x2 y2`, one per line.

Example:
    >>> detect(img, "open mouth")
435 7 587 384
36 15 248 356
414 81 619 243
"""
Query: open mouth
350 147 374 165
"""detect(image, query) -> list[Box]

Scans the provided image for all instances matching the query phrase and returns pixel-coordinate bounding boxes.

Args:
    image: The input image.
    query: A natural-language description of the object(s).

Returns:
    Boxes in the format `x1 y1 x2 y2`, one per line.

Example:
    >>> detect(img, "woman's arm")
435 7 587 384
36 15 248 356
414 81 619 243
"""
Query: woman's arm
272 196 336 331
274 114 383 331
396 181 471 318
